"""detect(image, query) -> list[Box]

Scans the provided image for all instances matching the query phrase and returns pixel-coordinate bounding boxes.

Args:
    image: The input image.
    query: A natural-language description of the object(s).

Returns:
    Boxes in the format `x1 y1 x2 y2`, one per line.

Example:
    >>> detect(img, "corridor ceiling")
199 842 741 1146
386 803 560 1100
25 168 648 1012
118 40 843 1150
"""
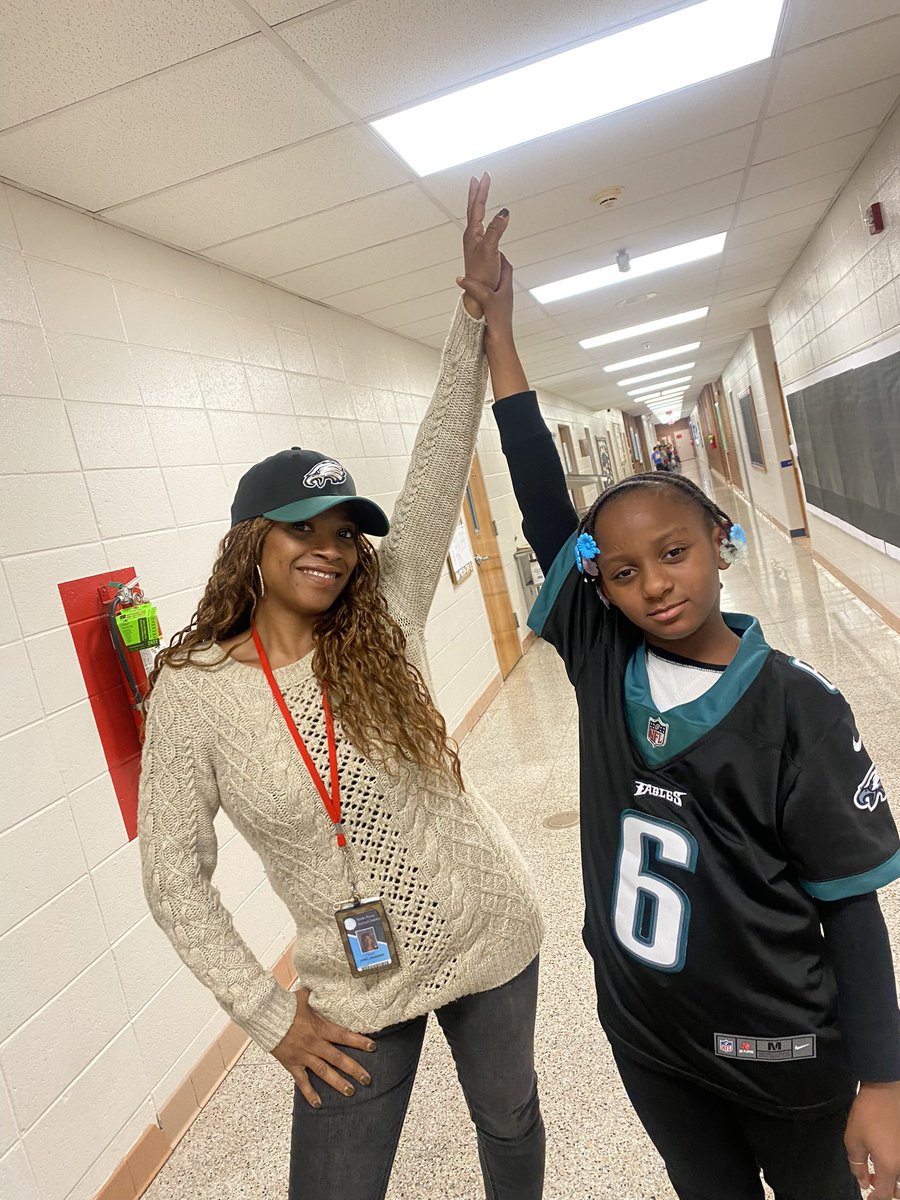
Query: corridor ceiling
2 0 899 414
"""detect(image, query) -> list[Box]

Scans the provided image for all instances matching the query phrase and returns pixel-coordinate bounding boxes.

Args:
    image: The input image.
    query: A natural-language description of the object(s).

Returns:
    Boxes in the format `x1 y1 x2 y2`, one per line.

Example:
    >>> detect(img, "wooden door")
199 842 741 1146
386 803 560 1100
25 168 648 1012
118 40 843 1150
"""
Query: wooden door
463 454 522 679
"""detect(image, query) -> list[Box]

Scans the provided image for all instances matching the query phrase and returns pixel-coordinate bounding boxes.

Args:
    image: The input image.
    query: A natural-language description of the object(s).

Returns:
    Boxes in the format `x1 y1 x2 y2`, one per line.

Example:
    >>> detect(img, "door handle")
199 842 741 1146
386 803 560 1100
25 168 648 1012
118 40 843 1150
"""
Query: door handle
474 554 492 563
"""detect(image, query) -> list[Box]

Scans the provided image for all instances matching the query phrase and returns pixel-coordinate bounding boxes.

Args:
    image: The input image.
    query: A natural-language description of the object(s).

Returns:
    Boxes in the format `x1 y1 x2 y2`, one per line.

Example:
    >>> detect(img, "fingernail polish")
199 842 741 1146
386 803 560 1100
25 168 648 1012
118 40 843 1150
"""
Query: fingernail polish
361 1074 371 1086
344 1086 354 1096
499 208 509 217
367 1042 377 1052
313 1100 321 1109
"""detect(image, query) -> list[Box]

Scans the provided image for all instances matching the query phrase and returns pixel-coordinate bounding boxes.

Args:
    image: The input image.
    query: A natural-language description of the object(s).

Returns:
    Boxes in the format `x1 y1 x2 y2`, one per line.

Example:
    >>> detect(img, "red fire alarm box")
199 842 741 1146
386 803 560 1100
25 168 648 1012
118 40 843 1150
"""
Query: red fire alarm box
59 568 161 840
866 202 885 235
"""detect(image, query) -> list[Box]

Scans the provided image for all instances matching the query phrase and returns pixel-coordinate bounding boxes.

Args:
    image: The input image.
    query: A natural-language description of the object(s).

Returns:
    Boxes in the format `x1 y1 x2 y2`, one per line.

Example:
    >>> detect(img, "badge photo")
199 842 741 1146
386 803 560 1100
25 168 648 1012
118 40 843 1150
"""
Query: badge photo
336 898 400 977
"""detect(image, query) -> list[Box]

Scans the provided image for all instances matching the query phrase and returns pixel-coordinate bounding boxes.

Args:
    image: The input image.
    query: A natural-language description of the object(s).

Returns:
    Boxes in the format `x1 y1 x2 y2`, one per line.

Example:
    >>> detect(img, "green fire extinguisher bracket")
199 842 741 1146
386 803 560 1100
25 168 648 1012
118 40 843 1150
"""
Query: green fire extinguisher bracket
115 602 161 651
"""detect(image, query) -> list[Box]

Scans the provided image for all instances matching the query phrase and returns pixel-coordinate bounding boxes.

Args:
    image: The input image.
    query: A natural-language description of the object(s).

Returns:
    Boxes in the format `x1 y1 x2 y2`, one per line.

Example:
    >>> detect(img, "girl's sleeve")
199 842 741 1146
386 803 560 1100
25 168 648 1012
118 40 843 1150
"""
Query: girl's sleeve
492 391 578 573
818 893 900 1082
138 670 297 1051
377 298 488 628
493 390 624 680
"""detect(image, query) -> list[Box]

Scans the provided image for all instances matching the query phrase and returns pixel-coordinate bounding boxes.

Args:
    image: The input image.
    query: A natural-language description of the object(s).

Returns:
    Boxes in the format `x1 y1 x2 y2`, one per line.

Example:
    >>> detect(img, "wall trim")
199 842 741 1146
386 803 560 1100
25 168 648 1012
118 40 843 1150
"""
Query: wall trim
93 667 515 1199
782 327 900 395
810 549 900 636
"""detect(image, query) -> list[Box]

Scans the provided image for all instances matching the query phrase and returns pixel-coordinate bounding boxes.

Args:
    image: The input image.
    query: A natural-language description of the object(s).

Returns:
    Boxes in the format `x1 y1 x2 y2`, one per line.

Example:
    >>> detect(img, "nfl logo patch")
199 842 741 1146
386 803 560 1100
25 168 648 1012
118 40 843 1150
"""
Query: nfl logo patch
647 716 669 748
718 1037 735 1055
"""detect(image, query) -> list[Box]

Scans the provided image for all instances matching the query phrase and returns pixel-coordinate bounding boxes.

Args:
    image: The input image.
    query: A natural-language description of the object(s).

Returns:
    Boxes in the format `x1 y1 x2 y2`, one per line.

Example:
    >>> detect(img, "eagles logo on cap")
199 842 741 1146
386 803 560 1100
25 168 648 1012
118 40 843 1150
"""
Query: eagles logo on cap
230 447 390 536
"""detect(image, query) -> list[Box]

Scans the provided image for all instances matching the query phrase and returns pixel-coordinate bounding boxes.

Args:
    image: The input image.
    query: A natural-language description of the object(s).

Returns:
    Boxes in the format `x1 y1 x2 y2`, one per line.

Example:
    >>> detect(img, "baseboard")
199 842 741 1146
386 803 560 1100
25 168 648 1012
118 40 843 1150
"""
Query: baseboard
94 947 298 1200
451 671 503 744
810 549 900 635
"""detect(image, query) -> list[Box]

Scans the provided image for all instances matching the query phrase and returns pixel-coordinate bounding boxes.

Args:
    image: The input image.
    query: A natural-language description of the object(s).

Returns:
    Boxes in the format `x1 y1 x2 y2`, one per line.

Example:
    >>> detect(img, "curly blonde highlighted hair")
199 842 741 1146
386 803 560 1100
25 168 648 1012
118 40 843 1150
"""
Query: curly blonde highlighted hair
147 518 463 790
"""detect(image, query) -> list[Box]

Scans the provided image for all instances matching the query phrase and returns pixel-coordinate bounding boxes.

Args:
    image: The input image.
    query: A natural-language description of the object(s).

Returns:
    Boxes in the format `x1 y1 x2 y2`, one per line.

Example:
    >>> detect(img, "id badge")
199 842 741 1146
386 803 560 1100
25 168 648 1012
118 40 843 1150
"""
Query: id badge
335 897 400 976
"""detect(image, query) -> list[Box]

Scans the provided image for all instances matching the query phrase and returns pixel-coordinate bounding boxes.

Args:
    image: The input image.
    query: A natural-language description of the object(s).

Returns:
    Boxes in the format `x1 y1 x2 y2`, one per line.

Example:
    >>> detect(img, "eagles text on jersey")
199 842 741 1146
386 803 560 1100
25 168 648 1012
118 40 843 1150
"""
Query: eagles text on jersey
530 532 900 1116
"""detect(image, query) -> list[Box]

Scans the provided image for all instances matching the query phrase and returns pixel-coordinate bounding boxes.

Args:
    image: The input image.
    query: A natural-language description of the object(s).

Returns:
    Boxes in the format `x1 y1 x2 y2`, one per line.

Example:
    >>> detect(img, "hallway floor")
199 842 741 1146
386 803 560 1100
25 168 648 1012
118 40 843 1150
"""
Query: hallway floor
144 467 900 1200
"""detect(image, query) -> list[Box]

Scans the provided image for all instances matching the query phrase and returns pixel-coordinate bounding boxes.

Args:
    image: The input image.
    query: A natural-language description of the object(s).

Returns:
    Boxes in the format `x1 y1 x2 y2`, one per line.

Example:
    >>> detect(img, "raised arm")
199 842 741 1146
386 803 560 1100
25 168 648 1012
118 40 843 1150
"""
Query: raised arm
457 264 578 574
378 174 509 625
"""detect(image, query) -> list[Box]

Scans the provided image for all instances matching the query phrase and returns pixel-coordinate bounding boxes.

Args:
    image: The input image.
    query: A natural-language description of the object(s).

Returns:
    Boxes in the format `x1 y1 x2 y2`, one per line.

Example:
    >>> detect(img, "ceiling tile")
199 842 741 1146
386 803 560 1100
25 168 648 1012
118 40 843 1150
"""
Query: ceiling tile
0 37 347 211
206 184 448 277
102 126 411 249
512 197 737 288
363 286 471 328
781 0 900 52
452 127 755 248
324 259 462 314
734 170 851 225
768 18 900 115
273 224 460 299
742 130 877 199
727 201 829 248
257 1 333 21
0 0 253 127
283 0 694 116
755 77 899 162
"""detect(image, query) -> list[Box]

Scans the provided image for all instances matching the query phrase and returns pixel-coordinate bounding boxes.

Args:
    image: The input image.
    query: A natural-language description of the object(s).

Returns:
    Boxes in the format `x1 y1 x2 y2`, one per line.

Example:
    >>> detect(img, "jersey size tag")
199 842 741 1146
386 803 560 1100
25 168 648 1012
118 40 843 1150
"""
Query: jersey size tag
335 898 400 977
715 1033 816 1061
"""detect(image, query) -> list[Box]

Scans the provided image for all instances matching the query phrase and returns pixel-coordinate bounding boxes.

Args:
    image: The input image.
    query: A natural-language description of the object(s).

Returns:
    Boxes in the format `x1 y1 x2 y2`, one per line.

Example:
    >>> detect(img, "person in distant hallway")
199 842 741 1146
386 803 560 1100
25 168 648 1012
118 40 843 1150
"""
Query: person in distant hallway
651 444 666 471
456 255 900 1200
139 175 545 1200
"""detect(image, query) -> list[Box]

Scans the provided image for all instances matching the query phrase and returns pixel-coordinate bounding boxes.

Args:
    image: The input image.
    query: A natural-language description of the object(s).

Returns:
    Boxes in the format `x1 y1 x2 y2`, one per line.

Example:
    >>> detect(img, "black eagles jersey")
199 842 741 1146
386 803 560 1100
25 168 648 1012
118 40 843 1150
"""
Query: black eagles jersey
528 531 900 1116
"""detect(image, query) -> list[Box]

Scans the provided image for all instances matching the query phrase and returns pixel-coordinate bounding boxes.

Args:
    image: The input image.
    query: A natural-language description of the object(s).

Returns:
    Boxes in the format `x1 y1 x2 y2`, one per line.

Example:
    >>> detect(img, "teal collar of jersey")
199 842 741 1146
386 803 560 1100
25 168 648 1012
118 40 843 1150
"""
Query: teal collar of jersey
625 614 770 767
528 530 578 636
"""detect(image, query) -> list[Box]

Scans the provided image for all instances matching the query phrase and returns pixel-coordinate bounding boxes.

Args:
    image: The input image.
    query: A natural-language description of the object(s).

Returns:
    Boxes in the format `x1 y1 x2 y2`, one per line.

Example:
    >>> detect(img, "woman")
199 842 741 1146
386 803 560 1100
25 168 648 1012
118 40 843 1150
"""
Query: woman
138 176 545 1200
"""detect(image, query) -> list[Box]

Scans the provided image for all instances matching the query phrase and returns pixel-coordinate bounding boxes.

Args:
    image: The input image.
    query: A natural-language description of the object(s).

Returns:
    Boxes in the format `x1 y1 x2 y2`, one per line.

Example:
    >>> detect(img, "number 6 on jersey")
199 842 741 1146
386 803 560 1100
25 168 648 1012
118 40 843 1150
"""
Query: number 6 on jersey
612 811 698 971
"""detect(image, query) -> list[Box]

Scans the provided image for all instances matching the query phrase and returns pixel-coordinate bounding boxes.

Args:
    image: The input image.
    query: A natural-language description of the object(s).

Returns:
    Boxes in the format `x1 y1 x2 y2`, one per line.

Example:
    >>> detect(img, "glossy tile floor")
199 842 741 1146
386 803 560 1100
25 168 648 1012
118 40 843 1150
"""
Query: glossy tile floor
144 460 900 1200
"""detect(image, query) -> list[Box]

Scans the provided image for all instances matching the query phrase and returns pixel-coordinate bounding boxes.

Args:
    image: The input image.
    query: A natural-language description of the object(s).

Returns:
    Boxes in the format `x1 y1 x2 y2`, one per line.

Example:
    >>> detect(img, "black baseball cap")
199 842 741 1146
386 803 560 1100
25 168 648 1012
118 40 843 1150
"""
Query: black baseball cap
230 447 390 536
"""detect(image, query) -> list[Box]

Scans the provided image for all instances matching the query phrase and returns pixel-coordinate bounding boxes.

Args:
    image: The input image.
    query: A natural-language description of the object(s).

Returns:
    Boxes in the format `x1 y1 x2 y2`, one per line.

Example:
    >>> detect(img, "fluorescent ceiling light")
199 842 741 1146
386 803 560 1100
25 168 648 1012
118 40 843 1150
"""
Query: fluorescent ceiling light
532 235 726 305
604 342 701 373
617 363 696 386
644 391 688 404
371 0 786 175
627 377 692 396
579 307 708 349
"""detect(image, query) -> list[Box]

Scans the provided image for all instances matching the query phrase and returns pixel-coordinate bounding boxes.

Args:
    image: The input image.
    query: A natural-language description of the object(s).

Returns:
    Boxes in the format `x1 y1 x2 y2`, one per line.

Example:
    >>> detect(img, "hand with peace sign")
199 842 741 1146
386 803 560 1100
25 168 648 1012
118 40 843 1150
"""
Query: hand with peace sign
460 171 509 319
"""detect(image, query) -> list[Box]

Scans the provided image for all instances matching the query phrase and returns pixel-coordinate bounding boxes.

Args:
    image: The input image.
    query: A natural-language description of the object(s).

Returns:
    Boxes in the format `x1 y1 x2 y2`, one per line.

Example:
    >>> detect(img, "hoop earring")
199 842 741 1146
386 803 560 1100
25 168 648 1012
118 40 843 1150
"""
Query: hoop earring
255 564 266 600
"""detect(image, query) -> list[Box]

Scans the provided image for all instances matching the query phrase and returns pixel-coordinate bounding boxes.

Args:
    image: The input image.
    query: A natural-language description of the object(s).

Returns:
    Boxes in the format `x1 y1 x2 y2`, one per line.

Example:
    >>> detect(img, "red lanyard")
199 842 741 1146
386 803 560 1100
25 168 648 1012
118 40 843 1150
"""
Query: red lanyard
251 625 345 849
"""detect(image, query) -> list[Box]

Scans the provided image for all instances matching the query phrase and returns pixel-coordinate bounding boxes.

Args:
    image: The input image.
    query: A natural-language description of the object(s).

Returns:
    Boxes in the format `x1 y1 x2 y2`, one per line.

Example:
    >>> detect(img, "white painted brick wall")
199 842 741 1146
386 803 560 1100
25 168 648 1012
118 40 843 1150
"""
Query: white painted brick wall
0 181 613 1200
768 105 900 389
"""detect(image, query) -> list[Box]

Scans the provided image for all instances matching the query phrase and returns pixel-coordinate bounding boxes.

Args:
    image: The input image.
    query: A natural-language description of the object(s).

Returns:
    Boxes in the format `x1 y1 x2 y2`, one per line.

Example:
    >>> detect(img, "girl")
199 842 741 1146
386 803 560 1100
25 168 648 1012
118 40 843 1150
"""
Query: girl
138 177 545 1200
458 258 900 1200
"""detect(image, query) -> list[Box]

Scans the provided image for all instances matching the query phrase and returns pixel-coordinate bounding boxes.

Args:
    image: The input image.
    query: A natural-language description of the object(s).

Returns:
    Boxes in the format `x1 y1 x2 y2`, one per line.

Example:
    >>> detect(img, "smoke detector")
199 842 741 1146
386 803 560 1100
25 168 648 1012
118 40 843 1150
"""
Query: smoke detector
590 185 624 208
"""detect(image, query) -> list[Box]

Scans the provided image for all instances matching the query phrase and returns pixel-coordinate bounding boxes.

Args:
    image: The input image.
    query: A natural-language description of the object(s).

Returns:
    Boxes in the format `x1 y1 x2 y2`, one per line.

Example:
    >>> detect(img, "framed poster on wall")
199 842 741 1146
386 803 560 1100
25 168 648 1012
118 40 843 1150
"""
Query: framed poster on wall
737 387 766 469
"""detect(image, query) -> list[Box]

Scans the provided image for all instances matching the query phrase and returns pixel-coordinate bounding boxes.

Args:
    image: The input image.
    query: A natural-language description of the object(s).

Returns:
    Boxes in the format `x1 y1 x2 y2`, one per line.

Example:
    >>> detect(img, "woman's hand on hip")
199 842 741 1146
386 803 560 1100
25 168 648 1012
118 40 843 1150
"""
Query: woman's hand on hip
271 987 376 1108
461 171 509 318
845 1080 900 1199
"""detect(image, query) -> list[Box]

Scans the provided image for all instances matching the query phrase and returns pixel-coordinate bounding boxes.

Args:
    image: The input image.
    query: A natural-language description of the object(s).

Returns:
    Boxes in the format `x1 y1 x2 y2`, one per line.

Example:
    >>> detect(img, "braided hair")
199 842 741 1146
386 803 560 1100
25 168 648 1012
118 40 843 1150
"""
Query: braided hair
579 471 736 542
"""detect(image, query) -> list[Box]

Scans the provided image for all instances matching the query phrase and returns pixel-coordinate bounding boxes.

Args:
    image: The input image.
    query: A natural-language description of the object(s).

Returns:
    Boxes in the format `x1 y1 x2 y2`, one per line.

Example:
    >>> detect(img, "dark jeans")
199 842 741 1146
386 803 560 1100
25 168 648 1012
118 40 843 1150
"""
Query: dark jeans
288 957 544 1200
614 1049 861 1200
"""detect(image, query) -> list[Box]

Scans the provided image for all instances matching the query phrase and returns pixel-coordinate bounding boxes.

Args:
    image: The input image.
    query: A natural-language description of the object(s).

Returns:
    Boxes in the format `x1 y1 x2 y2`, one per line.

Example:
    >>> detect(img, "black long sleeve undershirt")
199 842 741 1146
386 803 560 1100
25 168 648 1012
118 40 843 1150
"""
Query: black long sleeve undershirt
493 390 578 573
493 387 900 1084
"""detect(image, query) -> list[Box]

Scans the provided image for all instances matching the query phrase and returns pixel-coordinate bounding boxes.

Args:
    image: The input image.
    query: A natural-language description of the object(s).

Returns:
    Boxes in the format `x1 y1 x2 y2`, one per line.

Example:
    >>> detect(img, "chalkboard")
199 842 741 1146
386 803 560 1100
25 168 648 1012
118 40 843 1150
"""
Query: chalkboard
738 388 765 469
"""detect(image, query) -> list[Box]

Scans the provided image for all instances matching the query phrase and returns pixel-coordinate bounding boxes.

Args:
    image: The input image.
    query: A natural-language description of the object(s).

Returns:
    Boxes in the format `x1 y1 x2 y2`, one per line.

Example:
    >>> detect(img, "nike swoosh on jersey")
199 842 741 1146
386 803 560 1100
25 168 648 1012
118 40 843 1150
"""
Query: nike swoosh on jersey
852 733 862 752
794 1042 810 1051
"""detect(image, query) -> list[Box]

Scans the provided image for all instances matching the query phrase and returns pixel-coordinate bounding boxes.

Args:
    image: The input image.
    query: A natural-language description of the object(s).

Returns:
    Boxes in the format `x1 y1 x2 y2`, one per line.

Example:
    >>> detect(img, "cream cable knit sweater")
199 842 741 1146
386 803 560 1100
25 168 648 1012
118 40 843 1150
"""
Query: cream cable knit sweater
138 301 544 1051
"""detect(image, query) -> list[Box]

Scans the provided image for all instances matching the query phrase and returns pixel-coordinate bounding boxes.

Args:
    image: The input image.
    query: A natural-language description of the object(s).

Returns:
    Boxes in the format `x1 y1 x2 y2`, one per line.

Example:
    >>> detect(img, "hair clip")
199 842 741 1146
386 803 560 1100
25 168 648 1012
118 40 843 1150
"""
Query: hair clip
720 522 748 565
575 532 600 577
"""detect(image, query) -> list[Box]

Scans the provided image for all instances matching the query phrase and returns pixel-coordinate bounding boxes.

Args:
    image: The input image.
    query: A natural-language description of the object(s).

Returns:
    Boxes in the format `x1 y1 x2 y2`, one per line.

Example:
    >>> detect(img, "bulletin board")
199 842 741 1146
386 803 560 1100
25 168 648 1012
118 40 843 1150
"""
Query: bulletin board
738 388 766 469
